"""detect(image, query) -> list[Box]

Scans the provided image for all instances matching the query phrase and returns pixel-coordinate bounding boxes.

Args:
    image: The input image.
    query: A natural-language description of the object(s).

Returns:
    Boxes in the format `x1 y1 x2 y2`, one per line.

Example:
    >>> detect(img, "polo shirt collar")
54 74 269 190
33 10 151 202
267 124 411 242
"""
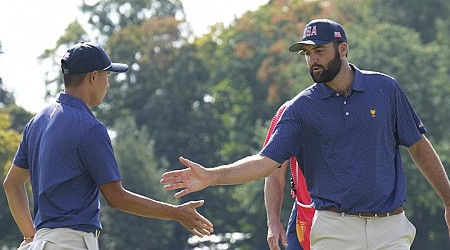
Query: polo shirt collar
57 92 95 117
316 63 365 99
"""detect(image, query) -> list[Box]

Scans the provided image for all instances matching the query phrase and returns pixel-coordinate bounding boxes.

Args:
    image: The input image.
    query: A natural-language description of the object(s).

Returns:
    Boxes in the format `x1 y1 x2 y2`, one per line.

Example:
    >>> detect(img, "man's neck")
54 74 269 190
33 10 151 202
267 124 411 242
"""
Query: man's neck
326 63 354 97
65 86 92 108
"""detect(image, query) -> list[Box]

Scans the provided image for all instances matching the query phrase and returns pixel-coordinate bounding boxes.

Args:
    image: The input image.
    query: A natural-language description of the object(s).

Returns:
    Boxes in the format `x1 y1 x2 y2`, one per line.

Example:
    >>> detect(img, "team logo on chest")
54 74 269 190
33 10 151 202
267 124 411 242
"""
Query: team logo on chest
370 109 377 117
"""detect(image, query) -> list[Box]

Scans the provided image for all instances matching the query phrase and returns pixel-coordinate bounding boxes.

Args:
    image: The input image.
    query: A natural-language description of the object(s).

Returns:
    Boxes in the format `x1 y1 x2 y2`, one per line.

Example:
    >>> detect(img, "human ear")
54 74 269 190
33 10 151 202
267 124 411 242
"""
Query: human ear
90 70 99 81
339 43 348 57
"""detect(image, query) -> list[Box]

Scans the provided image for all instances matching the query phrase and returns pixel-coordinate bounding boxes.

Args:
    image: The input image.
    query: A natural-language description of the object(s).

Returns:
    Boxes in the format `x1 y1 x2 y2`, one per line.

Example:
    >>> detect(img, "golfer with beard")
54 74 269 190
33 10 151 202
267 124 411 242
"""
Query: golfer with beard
161 19 450 249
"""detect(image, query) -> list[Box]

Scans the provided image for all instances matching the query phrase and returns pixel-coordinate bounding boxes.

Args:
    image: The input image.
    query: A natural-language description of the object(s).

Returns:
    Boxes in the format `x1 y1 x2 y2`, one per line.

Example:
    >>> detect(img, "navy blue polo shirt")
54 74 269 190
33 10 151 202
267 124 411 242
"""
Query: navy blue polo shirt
14 93 121 232
261 64 426 213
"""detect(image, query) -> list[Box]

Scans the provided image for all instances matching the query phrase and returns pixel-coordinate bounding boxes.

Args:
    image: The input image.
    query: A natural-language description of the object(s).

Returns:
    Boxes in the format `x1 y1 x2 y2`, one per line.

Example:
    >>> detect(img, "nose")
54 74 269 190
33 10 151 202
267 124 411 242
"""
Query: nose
305 53 318 65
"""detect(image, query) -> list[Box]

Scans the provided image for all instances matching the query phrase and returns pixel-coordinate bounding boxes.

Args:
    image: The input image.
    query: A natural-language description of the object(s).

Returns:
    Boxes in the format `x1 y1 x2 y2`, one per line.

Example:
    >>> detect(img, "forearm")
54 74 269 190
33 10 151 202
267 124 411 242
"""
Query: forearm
101 181 212 237
408 136 450 207
107 188 180 221
264 163 287 224
4 183 35 238
210 154 280 186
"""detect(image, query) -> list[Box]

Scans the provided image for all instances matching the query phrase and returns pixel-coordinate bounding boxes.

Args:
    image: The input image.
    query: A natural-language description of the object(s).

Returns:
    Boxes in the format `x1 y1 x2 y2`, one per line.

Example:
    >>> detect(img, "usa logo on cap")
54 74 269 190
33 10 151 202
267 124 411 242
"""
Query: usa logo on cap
288 19 348 52
303 25 318 38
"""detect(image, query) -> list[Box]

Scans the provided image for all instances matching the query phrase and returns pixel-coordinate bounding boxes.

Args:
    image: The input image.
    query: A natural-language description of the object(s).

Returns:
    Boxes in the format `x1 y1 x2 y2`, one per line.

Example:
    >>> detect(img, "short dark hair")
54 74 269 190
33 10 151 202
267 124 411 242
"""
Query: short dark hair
333 41 343 49
333 41 348 57
63 73 88 88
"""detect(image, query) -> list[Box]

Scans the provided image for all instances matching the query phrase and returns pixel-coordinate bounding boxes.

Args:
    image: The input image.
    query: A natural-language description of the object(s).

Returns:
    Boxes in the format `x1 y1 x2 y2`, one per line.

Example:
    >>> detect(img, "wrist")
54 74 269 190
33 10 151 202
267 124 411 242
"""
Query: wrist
267 217 281 226
172 204 182 222
23 235 34 242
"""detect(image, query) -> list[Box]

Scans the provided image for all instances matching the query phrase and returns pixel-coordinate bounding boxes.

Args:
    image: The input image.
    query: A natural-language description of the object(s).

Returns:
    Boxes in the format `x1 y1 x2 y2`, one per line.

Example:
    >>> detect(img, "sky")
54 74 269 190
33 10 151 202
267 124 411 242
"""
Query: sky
0 0 269 113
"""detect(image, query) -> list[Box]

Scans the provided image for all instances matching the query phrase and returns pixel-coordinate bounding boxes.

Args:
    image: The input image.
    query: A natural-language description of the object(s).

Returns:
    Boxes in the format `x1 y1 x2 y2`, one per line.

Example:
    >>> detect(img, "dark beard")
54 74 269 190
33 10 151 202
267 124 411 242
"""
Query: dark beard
309 50 342 83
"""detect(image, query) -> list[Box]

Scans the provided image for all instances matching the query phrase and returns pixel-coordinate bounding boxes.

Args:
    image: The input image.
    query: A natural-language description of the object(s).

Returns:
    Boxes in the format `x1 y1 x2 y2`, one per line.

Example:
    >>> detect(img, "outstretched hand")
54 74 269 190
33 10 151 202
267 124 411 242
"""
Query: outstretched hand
161 157 210 198
177 200 214 237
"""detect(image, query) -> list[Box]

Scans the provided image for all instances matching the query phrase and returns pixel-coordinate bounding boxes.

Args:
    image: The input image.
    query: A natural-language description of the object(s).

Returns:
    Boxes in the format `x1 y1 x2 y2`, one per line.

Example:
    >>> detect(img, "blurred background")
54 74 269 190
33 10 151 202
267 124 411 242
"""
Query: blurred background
1 0 450 249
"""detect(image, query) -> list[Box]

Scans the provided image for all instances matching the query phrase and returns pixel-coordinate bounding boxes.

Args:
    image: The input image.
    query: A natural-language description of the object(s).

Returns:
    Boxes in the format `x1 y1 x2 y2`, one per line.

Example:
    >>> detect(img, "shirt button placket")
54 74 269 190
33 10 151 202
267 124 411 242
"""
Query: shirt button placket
340 95 349 117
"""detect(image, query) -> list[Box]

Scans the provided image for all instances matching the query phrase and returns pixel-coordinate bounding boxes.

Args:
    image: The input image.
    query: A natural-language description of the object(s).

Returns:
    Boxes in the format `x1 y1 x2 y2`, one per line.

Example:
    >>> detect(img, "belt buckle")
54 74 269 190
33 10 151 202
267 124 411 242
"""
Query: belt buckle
93 229 101 238
357 213 376 219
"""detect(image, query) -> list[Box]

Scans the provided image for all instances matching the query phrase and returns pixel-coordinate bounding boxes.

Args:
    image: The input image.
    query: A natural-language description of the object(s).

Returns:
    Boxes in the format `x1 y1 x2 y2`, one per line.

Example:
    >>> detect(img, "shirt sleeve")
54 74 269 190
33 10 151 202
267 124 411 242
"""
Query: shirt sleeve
260 103 303 164
78 124 121 185
393 82 426 147
13 121 31 169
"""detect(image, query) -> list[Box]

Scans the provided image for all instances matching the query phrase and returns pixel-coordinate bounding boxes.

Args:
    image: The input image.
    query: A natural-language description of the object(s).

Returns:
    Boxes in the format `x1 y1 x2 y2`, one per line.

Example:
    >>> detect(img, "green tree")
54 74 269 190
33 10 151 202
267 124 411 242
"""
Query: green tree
99 117 176 249
364 0 450 43
0 81 15 107
0 112 24 248
40 21 89 98
0 76 35 247
98 17 224 169
0 80 33 131
2 105 34 132
101 18 228 248
80 0 184 37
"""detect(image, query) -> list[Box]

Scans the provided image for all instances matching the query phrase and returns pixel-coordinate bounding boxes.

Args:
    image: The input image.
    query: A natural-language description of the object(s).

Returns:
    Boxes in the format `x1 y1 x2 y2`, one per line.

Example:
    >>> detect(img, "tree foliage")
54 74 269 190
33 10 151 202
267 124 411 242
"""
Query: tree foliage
0 80 15 107
0 82 34 248
0 112 24 248
364 0 450 43
40 21 89 98
81 0 184 37
98 117 177 249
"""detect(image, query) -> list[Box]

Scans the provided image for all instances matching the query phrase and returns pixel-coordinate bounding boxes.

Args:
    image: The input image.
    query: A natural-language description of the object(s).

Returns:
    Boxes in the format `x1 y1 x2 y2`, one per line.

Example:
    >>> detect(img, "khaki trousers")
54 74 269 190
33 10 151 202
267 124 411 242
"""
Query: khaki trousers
310 210 416 250
18 228 99 250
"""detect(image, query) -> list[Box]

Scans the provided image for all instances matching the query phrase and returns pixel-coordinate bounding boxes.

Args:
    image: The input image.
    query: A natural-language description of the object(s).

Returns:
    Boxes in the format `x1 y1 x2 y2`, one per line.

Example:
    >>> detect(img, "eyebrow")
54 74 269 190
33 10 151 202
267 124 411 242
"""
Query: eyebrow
309 45 327 49
299 44 327 54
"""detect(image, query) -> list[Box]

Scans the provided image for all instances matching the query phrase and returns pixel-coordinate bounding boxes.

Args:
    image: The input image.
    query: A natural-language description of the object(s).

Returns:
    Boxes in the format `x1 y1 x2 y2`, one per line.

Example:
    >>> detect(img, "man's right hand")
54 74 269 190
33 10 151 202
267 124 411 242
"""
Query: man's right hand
161 157 210 198
176 200 213 237
267 220 288 250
